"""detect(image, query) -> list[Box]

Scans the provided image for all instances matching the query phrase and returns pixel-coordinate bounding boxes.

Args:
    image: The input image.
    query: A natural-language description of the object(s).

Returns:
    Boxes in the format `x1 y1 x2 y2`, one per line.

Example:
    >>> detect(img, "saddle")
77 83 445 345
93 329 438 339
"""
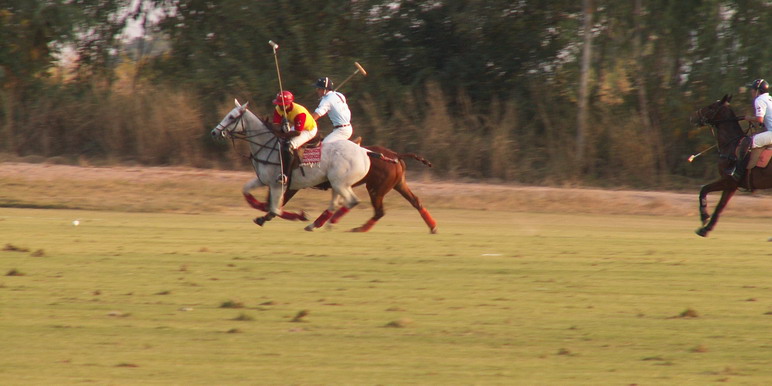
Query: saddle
735 139 772 171
287 133 322 175
731 137 772 190
751 147 772 169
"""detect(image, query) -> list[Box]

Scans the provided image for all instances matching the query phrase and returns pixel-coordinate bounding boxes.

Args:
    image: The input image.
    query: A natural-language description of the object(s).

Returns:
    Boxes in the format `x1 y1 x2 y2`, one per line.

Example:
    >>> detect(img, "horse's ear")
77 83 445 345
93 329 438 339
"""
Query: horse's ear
727 94 733 103
720 94 729 104
234 98 241 107
241 101 249 110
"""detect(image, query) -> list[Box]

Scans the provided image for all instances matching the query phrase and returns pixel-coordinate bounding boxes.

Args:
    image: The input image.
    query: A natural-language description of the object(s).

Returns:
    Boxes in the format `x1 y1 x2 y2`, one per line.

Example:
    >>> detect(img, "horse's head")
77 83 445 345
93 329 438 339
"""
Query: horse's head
691 94 734 127
211 99 250 139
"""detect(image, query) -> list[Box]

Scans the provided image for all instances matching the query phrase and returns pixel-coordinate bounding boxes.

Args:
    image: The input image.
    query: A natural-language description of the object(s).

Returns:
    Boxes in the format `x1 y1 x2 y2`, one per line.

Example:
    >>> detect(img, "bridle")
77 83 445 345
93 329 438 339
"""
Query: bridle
692 101 748 127
216 109 282 168
692 102 749 160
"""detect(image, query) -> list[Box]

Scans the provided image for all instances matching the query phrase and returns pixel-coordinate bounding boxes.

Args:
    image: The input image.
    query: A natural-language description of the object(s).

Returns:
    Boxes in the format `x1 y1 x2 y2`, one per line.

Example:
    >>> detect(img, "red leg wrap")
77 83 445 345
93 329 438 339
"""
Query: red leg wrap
330 206 350 224
313 210 334 228
279 210 308 221
243 192 268 212
419 208 437 229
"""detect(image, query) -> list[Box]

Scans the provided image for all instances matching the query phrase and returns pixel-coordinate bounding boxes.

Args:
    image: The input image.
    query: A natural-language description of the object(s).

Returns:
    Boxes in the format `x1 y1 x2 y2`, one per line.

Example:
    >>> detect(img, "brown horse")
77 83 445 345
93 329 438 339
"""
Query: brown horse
243 144 438 234
691 94 772 237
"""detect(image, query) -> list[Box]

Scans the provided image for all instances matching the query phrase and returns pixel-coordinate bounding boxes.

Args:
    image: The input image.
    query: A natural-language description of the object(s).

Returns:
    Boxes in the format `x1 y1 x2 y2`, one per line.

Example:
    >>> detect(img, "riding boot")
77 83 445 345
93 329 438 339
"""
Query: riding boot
727 137 752 179
731 152 752 182
279 142 294 185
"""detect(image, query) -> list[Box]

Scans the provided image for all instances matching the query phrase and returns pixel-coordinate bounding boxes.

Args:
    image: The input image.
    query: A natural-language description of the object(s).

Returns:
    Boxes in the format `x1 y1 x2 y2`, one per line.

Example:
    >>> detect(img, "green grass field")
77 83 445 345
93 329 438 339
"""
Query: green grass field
2 204 772 385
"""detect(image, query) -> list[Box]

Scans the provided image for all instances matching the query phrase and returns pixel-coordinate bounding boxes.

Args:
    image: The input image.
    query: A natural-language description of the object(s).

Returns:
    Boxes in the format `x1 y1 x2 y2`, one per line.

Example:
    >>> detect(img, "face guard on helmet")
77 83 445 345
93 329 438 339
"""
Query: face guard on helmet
313 77 334 91
273 90 294 106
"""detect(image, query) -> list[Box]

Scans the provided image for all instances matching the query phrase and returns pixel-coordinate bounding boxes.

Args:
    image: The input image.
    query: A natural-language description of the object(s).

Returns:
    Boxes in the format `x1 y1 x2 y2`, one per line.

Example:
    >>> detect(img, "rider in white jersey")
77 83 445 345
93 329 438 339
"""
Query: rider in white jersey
311 77 353 144
748 79 772 146
730 79 772 181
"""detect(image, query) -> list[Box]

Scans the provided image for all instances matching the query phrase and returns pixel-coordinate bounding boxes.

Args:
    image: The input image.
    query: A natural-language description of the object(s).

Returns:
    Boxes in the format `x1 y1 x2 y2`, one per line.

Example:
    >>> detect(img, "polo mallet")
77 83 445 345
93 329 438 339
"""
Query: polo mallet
334 62 367 91
269 40 290 186
688 144 717 162
268 40 289 119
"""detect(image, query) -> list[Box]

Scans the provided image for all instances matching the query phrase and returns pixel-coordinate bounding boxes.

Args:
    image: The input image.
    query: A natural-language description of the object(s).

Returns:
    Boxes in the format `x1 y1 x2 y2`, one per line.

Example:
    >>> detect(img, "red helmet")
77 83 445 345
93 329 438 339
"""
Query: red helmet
272 90 294 106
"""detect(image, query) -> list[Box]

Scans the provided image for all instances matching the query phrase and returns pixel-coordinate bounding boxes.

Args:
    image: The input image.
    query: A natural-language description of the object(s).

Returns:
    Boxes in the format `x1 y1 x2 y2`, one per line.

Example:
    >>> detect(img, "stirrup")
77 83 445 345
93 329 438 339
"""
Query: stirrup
730 168 744 182
277 174 288 184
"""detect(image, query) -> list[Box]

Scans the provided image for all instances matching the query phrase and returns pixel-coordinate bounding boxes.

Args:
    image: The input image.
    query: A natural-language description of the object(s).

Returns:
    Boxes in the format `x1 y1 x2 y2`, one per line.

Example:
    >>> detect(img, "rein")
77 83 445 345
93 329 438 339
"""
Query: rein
224 112 283 167
695 105 750 159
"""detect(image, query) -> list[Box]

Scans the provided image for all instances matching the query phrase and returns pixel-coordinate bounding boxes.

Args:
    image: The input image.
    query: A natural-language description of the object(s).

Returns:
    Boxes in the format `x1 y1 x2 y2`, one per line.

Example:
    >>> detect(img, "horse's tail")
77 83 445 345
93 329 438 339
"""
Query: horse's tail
396 153 432 168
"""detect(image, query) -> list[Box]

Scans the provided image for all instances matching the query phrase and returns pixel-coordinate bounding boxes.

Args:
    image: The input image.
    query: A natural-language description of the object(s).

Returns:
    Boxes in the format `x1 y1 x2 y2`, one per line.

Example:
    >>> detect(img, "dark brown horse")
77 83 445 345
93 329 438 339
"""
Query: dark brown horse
243 144 438 234
691 94 772 237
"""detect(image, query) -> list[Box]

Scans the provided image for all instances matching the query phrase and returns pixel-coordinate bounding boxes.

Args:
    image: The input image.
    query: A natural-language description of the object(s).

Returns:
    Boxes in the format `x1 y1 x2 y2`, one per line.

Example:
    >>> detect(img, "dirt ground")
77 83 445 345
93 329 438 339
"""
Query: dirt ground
3 161 772 218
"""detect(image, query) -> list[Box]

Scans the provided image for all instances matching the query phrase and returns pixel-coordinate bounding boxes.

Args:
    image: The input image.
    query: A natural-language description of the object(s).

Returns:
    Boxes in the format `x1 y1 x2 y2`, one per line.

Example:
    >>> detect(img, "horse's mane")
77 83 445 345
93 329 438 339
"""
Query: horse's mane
259 115 272 128
238 108 276 137
720 102 745 136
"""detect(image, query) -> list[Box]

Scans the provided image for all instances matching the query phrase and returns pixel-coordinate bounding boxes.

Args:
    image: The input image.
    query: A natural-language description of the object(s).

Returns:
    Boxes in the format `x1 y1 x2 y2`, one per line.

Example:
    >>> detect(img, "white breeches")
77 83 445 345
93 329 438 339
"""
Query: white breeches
289 128 318 150
322 126 353 144
752 130 772 148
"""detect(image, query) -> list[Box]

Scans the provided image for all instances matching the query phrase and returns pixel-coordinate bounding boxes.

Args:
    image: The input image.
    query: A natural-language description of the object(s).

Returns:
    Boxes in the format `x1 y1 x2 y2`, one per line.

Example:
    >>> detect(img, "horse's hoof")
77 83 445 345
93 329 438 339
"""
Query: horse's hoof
695 227 709 237
299 211 308 221
304 224 315 232
349 227 366 233
254 217 266 227
430 227 438 234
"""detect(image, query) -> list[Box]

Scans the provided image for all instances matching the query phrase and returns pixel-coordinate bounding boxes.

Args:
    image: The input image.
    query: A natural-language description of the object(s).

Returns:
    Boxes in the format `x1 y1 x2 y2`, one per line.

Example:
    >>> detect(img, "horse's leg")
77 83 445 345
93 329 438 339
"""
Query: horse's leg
253 212 276 226
329 195 350 225
243 178 269 212
272 189 307 221
248 187 306 221
255 185 285 226
350 183 387 233
696 179 737 237
305 192 340 232
698 180 724 225
241 178 285 225
394 179 437 234
306 187 361 232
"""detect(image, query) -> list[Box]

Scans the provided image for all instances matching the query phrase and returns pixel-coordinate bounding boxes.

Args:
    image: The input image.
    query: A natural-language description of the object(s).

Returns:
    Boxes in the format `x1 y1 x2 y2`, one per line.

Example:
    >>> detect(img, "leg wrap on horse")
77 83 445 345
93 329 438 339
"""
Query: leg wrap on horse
244 192 269 212
419 207 437 231
330 206 350 224
278 210 308 221
313 209 334 228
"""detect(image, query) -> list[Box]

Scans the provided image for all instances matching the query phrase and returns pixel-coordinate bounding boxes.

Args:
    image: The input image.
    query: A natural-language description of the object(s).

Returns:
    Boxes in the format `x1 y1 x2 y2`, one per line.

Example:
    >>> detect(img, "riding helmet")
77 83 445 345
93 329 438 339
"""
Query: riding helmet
750 78 769 94
313 77 334 90
272 90 294 106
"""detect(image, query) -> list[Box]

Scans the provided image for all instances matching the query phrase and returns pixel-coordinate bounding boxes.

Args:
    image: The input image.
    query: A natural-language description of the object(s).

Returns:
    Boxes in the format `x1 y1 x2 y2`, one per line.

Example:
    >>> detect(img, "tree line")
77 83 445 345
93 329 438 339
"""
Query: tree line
2 0 772 187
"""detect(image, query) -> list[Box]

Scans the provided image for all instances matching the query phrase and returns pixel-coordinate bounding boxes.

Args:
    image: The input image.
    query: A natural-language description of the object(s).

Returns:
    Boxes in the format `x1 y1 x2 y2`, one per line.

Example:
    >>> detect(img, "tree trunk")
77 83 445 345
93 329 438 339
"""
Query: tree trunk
1 84 15 153
576 0 594 171
633 0 667 178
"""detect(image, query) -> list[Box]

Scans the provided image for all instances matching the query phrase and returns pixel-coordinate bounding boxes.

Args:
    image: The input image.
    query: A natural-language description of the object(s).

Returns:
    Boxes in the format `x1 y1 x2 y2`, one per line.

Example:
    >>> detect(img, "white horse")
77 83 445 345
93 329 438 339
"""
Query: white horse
211 99 370 231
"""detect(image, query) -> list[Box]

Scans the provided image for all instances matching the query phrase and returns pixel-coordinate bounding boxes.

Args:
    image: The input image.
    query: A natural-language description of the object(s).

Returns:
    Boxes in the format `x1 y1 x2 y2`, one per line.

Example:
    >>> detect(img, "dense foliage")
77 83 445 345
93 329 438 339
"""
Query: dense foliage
2 0 772 187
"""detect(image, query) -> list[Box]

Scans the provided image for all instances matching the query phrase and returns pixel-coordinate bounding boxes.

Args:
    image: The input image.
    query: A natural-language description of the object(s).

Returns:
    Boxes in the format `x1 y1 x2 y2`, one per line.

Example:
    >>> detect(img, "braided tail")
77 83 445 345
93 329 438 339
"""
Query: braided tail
395 153 432 168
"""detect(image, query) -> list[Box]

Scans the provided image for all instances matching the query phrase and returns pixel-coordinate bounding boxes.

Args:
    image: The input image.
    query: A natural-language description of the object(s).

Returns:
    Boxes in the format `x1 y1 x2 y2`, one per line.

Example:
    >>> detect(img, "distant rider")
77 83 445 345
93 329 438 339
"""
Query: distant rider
272 90 317 183
729 78 772 181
